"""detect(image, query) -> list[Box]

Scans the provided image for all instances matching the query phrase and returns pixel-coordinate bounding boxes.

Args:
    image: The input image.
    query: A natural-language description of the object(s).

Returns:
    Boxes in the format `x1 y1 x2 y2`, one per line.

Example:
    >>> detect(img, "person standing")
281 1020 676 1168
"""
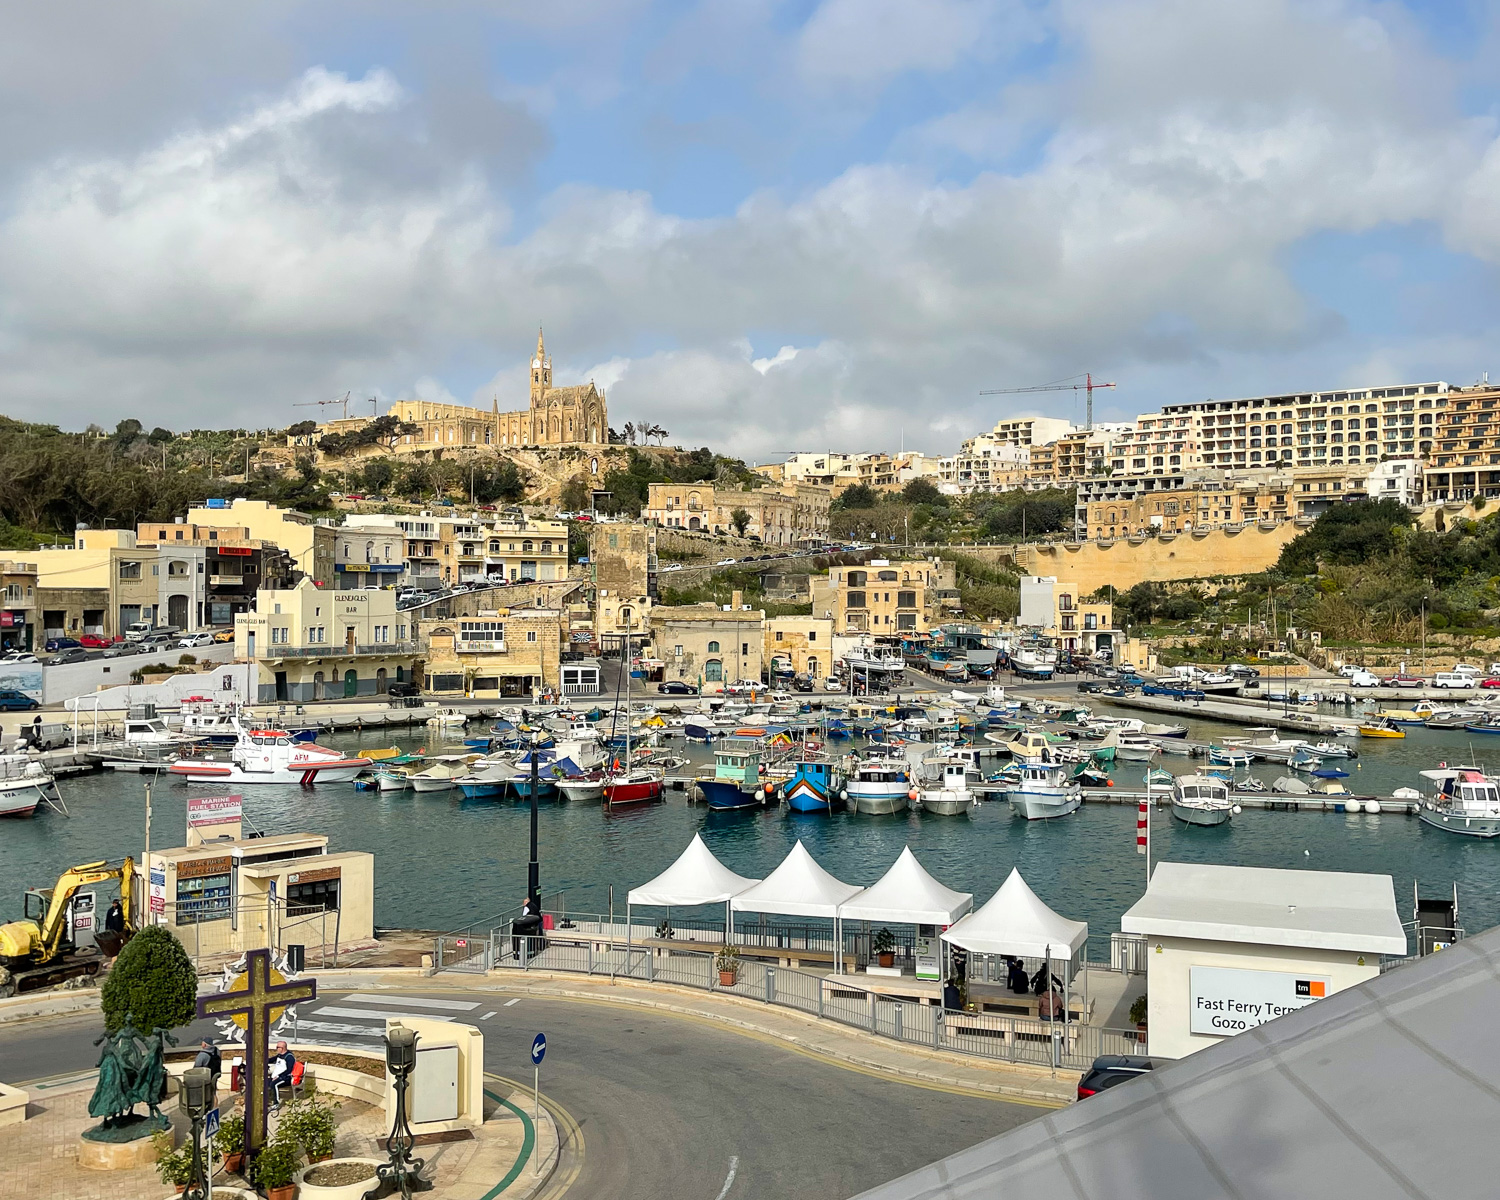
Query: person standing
193 1039 222 1086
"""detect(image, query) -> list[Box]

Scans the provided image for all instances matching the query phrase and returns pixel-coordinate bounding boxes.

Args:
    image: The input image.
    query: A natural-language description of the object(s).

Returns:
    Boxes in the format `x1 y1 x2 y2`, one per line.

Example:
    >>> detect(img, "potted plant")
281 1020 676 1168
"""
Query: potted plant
217 1112 247 1174
255 1135 303 1200
151 1130 192 1192
1129 994 1148 1042
714 945 740 986
872 927 897 969
281 1094 340 1163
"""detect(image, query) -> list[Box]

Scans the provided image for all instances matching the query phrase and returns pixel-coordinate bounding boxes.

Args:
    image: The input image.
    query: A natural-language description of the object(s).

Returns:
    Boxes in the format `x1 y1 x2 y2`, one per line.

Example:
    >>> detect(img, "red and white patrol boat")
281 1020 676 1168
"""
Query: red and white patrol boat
168 722 371 785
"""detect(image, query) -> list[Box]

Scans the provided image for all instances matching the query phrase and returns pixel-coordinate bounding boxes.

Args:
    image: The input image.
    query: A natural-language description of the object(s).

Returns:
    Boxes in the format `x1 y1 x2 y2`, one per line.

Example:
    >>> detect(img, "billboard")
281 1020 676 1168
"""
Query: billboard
1189 965 1331 1036
188 793 243 828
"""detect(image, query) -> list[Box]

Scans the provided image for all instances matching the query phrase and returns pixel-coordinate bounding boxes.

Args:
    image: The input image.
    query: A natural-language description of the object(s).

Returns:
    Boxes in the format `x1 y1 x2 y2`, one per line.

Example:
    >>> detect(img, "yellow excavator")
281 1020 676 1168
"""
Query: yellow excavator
0 857 136 997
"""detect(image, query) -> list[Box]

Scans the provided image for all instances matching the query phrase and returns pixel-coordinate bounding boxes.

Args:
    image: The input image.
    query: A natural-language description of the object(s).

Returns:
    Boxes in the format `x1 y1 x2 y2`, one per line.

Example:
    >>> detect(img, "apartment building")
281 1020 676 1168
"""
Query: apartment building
645 483 830 547
824 559 936 635
32 530 161 638
234 579 416 702
186 499 337 584
1018 576 1116 657
332 524 406 590
1421 384 1500 501
986 416 1074 446
136 522 297 628
357 512 569 587
421 607 564 698
0 560 37 652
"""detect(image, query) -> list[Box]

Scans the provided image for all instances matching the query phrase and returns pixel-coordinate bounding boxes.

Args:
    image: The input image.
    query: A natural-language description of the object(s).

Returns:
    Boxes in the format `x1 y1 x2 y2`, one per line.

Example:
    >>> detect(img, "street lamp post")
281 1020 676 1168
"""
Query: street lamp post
179 1067 215 1200
527 730 541 905
369 1026 430 1198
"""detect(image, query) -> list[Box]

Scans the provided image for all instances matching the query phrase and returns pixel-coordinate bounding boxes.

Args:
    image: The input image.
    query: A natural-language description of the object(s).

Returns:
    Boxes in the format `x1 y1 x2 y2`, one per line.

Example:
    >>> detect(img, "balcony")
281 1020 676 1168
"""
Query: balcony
456 639 508 653
261 641 415 659
209 574 251 587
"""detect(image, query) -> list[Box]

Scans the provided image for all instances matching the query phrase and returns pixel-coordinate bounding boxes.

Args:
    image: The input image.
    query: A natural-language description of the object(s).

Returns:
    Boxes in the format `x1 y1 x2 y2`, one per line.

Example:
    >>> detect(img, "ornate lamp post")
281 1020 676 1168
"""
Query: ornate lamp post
528 730 541 904
366 1026 430 1199
179 1066 215 1200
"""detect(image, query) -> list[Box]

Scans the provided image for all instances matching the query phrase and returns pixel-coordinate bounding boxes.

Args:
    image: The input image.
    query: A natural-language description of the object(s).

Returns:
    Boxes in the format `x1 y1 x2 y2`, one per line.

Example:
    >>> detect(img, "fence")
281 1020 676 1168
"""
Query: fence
434 912 1142 1073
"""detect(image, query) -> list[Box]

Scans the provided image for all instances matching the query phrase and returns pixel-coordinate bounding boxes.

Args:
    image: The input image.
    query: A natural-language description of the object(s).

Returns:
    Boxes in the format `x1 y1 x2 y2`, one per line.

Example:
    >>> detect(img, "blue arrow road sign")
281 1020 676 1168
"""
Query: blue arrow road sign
530 1033 547 1065
205 1107 221 1139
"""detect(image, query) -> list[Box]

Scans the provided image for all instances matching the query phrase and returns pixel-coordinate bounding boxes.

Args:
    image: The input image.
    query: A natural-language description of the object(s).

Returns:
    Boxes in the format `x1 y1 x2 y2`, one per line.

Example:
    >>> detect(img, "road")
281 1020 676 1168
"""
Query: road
0 984 1045 1200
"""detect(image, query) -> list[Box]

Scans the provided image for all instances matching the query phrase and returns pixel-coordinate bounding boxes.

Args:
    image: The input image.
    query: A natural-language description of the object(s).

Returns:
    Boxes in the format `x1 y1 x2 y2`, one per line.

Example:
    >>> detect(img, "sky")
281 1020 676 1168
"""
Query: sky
2 0 1500 460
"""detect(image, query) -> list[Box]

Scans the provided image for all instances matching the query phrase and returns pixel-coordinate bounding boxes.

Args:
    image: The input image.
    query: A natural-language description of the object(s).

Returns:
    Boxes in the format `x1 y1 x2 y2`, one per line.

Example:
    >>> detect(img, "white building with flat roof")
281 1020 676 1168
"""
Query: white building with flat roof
1122 862 1407 1059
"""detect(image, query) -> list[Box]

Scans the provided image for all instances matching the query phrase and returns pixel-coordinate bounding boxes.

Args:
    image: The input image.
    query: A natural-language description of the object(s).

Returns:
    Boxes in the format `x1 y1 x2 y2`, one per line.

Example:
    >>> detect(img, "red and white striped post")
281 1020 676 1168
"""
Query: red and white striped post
1137 782 1152 880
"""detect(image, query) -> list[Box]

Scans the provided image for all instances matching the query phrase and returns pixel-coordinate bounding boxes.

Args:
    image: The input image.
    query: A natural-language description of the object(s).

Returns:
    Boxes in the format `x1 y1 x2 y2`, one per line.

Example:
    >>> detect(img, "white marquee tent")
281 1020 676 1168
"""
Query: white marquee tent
625 834 761 954
941 868 1088 959
731 841 865 973
838 847 973 926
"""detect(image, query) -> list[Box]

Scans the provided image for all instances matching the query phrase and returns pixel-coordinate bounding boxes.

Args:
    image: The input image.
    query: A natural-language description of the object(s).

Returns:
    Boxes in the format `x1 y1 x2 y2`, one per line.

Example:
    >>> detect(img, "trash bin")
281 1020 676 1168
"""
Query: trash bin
286 944 305 973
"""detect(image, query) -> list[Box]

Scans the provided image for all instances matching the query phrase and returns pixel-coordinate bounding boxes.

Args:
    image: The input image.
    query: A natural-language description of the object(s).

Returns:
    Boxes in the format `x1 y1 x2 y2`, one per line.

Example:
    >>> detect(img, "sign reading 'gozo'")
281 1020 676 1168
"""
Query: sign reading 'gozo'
1189 966 1331 1037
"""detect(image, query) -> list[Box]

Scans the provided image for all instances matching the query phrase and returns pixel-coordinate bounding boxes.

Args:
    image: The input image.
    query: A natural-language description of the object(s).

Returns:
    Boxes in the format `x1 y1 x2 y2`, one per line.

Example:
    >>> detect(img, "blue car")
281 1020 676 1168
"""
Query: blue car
44 637 81 652
0 688 39 711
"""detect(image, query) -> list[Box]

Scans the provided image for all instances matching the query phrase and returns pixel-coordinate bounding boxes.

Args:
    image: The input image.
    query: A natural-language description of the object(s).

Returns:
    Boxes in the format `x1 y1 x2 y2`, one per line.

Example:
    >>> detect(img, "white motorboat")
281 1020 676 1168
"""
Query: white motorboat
409 760 471 792
987 730 1059 765
167 722 371 785
1010 649 1055 679
1224 728 1308 764
1171 773 1236 827
425 708 470 730
0 755 57 817
374 766 413 792
845 758 911 815
1416 766 1500 837
1007 763 1081 820
919 759 976 816
557 773 606 802
1114 734 1160 762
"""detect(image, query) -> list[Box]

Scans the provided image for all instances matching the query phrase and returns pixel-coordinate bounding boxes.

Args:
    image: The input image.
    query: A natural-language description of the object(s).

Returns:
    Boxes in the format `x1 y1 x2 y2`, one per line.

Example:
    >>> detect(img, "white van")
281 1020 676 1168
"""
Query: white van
1433 672 1475 689
1348 670 1382 688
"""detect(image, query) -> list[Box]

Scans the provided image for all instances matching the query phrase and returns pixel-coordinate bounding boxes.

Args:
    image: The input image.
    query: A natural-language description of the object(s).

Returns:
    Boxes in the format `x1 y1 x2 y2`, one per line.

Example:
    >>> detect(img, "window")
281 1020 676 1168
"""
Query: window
897 591 916 608
846 590 866 608
742 642 749 655
119 561 142 580
707 640 721 653
459 620 505 647
808 631 816 642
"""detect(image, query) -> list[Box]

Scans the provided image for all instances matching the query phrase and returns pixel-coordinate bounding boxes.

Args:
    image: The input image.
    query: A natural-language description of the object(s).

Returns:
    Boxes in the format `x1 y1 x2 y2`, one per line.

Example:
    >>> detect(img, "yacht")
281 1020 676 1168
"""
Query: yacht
1416 766 1500 837
1170 774 1235 827
1113 734 1160 762
0 755 57 817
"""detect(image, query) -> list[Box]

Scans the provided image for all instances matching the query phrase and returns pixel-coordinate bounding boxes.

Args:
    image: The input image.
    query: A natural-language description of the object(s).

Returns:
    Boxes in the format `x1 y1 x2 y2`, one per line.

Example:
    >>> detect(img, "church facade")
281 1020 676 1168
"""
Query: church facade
385 330 608 450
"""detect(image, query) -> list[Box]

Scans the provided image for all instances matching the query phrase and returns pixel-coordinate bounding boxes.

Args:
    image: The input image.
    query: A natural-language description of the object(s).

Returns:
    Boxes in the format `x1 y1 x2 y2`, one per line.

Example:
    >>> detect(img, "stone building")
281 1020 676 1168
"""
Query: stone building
420 607 564 699
763 616 834 682
588 522 656 648
32 530 162 638
823 559 937 635
385 329 608 450
644 482 830 547
649 594 765 691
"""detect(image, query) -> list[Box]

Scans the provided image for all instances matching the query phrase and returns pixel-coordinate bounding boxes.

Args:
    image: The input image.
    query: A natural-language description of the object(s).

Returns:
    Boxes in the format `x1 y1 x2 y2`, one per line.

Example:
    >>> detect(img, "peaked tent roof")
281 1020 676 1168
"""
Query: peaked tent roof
839 847 974 926
940 868 1087 958
731 841 864 918
627 834 761 907
852 923 1500 1200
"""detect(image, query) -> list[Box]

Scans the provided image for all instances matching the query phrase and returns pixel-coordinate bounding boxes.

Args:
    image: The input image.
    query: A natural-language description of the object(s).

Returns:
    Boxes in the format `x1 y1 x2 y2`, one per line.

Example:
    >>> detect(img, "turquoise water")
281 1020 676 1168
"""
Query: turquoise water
5 709 1500 943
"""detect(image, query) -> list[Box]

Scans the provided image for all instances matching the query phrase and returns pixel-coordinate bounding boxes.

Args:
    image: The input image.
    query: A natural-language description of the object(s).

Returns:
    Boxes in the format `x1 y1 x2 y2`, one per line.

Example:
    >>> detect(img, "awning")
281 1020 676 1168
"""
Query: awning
731 841 864 919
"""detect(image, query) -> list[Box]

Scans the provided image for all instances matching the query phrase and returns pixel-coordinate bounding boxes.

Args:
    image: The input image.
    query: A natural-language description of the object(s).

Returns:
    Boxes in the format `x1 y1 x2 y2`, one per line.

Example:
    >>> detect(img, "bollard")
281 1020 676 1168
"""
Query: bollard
894 1003 903 1041
765 965 775 1004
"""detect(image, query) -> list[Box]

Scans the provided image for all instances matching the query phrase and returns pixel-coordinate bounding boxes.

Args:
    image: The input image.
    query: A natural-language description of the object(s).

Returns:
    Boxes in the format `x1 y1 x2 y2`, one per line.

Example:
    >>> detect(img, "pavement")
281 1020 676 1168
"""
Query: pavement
1 973 1060 1200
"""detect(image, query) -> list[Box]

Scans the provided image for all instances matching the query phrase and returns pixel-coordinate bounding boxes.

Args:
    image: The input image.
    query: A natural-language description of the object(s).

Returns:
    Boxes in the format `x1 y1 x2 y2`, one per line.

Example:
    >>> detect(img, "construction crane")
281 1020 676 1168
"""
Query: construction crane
0 857 136 996
980 373 1117 431
294 392 355 419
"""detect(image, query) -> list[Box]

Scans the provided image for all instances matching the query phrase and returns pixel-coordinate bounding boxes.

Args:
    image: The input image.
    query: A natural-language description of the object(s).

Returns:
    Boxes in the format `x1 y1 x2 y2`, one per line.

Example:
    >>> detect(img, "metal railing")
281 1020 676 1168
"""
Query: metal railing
435 912 1141 1073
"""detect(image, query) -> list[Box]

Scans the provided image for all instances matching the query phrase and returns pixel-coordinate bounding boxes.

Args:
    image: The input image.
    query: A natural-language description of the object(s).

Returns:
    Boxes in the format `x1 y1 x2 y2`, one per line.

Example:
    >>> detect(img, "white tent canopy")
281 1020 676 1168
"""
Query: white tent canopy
838 846 973 926
731 840 864 919
941 868 1088 958
627 834 760 907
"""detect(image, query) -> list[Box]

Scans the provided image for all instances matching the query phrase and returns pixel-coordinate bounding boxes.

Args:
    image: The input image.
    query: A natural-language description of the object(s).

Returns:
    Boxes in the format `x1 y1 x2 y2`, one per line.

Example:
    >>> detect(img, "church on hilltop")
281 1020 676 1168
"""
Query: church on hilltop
384 329 609 449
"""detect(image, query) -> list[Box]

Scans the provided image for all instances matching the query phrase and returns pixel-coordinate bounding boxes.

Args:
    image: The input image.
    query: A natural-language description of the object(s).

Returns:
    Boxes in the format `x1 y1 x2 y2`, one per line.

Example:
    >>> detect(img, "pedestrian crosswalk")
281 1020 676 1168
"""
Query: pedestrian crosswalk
288 993 488 1050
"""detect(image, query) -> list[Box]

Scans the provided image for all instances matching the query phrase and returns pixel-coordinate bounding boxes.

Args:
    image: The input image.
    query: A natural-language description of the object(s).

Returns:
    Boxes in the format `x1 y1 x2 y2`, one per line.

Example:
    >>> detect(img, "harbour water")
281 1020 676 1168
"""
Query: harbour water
6 702 1500 945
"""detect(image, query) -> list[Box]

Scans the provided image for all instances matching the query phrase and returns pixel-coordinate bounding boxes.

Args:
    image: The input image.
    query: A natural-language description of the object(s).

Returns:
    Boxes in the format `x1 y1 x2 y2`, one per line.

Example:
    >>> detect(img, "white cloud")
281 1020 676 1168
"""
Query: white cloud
751 345 798 374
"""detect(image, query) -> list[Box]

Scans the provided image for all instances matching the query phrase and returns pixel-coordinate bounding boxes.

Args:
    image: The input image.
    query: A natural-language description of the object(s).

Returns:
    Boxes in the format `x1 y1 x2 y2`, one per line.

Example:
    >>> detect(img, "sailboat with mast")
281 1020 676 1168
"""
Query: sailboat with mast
603 629 665 808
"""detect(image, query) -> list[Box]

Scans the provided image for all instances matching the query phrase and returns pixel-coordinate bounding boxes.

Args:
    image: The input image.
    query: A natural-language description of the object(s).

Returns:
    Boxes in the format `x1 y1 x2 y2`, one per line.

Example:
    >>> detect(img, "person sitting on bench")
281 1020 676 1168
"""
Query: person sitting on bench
511 895 543 957
268 1042 296 1110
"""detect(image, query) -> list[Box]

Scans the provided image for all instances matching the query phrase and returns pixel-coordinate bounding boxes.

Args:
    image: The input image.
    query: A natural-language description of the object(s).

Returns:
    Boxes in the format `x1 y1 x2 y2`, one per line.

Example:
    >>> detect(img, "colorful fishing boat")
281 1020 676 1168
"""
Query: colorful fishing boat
697 742 764 810
782 757 844 813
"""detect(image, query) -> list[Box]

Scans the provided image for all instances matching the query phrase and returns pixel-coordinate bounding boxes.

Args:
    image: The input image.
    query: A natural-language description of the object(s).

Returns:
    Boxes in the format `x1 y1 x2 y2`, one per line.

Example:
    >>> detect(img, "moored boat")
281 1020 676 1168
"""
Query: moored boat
697 743 764 810
1007 763 1081 820
0 755 56 817
167 722 371 785
845 758 910 815
1171 773 1235 827
1416 766 1500 837
919 760 975 816
782 757 844 813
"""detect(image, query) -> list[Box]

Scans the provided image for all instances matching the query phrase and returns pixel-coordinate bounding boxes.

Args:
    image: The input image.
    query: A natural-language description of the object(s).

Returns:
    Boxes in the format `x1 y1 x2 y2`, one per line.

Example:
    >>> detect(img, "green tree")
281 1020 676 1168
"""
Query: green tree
285 419 318 438
901 478 944 506
559 475 590 512
359 458 394 494
833 483 878 510
147 427 174 444
730 507 751 536
1276 497 1412 574
100 925 197 1034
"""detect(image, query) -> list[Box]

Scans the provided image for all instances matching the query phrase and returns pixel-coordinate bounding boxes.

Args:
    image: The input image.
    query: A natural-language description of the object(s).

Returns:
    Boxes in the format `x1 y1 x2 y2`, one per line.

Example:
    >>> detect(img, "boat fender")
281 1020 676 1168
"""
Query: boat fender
908 789 919 801
1231 804 1242 815
1365 800 1381 815
1106 780 1113 787
755 789 765 802
839 788 849 801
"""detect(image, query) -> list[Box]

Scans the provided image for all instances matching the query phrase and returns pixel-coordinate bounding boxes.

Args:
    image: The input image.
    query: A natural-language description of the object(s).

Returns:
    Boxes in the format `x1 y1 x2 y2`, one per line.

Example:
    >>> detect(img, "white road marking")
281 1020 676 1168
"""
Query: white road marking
480 1011 497 1020
714 1156 739 1200
340 992 479 1011
291 1019 386 1038
316 1005 474 1022
504 997 521 1007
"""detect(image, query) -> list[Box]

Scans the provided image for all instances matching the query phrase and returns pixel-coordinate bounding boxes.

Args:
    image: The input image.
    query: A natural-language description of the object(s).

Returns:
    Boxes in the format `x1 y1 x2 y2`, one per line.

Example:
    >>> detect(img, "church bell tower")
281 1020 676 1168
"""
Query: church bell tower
530 327 551 407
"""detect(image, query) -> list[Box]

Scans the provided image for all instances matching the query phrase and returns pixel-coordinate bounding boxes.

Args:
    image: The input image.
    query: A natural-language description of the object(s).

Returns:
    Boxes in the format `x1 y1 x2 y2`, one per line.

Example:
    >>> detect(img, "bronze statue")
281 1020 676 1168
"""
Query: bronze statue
83 1014 176 1140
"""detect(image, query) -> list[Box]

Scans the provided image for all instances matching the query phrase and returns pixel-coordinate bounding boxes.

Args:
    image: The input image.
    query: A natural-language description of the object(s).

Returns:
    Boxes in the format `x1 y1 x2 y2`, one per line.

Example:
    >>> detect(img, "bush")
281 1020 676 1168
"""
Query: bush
254 1135 302 1188
153 1131 193 1185
101 925 197 1034
280 1093 340 1161
1129 994 1148 1025
714 945 741 973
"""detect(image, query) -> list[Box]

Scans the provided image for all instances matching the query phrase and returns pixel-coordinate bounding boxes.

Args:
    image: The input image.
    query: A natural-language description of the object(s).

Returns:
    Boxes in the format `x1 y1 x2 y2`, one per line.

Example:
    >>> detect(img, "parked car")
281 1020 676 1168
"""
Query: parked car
657 681 699 695
1346 669 1381 687
49 647 89 664
1381 674 1425 688
1482 678 1500 690
386 681 421 698
0 688 39 711
213 628 236 643
0 652 39 664
663 563 684 572
78 633 116 649
179 632 217 647
100 642 137 658
1433 672 1476 689
44 636 81 652
1077 1055 1155 1100
824 677 842 691
715 558 737 566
